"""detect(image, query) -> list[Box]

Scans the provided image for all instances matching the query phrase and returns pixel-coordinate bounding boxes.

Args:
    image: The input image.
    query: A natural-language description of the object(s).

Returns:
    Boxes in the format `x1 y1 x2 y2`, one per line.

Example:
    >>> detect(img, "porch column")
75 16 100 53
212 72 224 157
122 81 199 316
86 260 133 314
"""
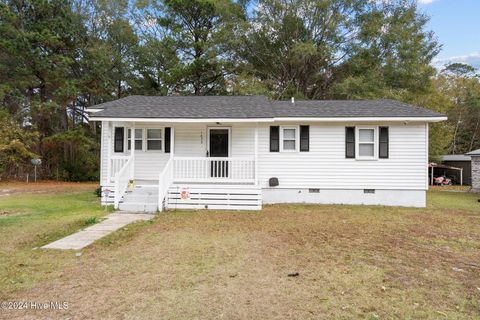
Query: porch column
254 124 258 185
107 121 112 183
130 122 135 180
170 127 174 160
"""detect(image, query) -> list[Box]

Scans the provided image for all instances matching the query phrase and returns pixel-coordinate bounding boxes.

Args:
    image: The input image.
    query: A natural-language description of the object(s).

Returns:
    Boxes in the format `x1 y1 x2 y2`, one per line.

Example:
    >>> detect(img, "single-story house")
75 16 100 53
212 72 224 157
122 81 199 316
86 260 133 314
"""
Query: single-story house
466 149 480 193
441 154 471 185
87 96 446 212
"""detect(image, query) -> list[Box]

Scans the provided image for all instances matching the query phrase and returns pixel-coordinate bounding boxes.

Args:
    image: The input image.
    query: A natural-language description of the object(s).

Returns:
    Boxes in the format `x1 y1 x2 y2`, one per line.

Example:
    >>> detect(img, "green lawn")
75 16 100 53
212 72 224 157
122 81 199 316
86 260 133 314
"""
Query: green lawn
0 184 479 319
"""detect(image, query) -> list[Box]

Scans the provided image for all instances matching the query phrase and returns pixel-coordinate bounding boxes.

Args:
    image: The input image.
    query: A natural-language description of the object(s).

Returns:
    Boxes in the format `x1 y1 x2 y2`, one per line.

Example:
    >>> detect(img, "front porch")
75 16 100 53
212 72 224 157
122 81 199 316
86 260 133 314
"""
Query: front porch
102 123 260 211
109 156 257 184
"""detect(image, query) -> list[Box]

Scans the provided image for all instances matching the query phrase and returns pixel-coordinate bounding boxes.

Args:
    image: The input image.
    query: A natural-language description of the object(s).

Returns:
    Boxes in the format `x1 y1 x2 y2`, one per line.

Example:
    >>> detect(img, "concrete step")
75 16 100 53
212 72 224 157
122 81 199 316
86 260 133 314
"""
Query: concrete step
118 202 157 212
117 185 159 212
123 194 158 202
128 187 158 195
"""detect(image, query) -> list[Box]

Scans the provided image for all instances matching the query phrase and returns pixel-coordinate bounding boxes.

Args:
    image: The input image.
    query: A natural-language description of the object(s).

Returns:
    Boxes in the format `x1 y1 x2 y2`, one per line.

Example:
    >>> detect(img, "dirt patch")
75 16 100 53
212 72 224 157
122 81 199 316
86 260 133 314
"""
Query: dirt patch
0 181 97 195
430 185 470 192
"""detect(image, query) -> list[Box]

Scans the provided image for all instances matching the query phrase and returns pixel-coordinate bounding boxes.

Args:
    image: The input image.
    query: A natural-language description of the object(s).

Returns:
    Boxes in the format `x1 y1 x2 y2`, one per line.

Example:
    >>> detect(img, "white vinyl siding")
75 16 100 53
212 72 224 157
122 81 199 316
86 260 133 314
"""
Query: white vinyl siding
257 122 428 190
100 121 109 185
100 121 428 191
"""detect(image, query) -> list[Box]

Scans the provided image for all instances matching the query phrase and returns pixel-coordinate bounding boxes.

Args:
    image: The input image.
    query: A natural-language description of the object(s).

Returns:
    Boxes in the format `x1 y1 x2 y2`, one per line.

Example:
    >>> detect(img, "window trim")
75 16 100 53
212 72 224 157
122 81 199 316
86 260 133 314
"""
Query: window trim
146 128 163 152
125 127 166 153
355 126 378 160
127 128 145 152
280 125 299 152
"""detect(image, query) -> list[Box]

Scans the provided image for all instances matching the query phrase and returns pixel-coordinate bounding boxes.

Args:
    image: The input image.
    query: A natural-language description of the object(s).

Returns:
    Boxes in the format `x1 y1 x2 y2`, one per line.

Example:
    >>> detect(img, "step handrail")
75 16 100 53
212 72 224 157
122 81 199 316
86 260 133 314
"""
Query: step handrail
157 158 174 212
113 156 133 209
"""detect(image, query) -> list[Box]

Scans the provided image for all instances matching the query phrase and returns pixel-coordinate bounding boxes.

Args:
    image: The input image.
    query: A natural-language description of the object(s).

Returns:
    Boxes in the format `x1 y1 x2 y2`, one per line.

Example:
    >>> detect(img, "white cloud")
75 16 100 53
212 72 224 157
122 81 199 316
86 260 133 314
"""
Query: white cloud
373 0 438 5
432 52 480 70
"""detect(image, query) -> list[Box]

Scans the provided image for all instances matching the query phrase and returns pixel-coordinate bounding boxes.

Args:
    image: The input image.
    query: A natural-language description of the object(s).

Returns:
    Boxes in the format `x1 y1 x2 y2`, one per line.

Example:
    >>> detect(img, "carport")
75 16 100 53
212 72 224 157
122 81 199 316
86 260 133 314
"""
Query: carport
428 163 463 185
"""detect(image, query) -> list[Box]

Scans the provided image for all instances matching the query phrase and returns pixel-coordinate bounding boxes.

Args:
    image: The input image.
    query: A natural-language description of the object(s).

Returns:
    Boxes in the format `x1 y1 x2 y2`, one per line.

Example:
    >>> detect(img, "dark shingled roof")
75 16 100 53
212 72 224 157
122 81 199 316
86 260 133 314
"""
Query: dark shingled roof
90 95 445 119
90 95 274 119
271 99 444 118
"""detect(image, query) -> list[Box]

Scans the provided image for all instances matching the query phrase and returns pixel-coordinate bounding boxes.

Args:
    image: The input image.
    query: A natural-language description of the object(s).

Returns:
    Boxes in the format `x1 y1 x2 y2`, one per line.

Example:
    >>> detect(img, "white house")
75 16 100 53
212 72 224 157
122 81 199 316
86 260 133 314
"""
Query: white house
88 96 446 212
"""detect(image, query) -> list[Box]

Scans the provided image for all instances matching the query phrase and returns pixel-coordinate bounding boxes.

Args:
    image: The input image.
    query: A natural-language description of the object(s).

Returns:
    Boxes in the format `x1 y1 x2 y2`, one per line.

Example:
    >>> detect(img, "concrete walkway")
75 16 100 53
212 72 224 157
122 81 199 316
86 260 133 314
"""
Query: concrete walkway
42 212 154 250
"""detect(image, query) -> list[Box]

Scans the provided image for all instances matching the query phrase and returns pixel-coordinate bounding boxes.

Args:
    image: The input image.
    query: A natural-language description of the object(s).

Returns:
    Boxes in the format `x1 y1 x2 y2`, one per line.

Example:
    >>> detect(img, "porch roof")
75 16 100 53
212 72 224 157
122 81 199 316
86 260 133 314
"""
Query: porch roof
88 95 446 121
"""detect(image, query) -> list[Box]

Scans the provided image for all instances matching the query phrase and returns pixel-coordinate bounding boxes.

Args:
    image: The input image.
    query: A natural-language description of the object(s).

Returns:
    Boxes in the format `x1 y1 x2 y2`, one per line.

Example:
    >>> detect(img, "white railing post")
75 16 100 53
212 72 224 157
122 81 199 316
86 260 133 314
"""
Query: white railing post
107 122 112 183
170 127 174 160
158 158 174 212
114 172 120 209
172 157 255 183
113 157 133 209
254 124 258 185
130 123 135 180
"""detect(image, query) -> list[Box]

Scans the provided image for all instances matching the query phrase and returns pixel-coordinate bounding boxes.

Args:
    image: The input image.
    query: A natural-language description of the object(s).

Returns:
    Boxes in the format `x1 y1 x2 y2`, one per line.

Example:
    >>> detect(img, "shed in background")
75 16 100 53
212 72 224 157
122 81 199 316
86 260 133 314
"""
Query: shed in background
442 154 471 185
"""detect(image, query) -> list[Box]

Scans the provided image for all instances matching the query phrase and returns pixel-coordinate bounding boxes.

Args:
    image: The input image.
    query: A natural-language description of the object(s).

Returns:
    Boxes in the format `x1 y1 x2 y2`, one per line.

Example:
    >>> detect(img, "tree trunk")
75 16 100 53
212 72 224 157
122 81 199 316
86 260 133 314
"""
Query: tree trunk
469 114 480 151
118 80 122 98
451 114 462 154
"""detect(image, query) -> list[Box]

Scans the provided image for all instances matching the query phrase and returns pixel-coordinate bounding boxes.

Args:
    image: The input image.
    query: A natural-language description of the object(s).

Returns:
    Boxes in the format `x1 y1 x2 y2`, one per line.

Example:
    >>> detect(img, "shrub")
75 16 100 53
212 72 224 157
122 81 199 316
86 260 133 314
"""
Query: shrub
84 217 99 226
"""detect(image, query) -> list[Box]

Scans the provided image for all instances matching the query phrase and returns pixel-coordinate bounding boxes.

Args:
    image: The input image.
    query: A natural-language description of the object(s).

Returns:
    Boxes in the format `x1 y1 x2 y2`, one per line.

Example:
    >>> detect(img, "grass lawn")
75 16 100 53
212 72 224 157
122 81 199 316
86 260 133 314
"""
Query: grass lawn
0 182 479 319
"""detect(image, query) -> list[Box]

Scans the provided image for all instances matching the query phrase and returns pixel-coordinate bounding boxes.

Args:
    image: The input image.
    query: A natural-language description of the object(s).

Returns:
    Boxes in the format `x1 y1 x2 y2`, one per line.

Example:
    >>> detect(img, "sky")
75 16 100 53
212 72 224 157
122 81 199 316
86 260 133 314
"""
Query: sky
418 0 480 69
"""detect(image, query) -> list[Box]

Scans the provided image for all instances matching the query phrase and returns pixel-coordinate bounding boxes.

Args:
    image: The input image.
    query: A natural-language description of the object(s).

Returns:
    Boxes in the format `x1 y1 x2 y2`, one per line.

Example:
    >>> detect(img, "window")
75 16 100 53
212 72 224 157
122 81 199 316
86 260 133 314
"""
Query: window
356 127 377 159
280 126 298 152
147 129 162 151
128 128 143 151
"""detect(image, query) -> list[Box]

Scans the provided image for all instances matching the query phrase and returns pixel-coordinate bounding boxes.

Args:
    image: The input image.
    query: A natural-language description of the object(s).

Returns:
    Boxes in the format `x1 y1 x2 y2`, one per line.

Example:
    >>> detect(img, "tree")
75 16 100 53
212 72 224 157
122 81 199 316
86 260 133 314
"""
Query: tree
334 0 440 99
436 63 480 154
240 0 362 99
156 0 247 95
0 110 38 179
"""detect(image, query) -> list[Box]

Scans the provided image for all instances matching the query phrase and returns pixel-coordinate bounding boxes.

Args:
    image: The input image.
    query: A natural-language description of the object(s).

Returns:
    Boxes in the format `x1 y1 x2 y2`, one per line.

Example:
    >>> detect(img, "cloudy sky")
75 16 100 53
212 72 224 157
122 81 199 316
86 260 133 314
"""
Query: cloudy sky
419 0 480 68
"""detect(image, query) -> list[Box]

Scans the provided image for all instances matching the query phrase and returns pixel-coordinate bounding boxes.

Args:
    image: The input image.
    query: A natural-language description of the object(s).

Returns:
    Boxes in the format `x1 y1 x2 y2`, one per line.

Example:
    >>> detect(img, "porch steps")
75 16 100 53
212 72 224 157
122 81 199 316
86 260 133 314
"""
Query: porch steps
166 184 262 211
118 185 158 213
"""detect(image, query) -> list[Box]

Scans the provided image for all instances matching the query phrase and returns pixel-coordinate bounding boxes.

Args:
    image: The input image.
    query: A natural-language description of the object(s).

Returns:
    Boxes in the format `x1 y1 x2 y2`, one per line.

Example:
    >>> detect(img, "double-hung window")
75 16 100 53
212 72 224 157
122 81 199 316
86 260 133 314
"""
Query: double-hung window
356 127 377 159
128 128 143 151
147 129 162 151
280 126 298 152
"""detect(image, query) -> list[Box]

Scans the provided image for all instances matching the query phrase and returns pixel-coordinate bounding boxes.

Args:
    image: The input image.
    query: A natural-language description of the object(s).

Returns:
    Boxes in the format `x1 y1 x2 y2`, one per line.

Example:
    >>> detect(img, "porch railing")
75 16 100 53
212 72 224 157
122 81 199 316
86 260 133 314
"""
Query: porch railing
173 156 255 183
113 157 133 209
158 158 174 212
110 155 130 182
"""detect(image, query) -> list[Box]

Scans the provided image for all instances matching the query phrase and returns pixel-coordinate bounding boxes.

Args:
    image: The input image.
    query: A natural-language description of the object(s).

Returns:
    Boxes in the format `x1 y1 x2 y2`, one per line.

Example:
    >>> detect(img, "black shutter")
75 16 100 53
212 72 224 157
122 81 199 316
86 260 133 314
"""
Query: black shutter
345 127 355 158
270 126 279 152
379 127 389 159
300 125 309 152
164 127 171 153
114 127 124 153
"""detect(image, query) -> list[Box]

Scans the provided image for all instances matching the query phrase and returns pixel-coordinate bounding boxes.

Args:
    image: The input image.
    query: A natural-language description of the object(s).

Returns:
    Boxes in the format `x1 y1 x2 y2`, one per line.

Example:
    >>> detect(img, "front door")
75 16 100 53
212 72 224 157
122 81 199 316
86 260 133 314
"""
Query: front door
208 128 229 178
